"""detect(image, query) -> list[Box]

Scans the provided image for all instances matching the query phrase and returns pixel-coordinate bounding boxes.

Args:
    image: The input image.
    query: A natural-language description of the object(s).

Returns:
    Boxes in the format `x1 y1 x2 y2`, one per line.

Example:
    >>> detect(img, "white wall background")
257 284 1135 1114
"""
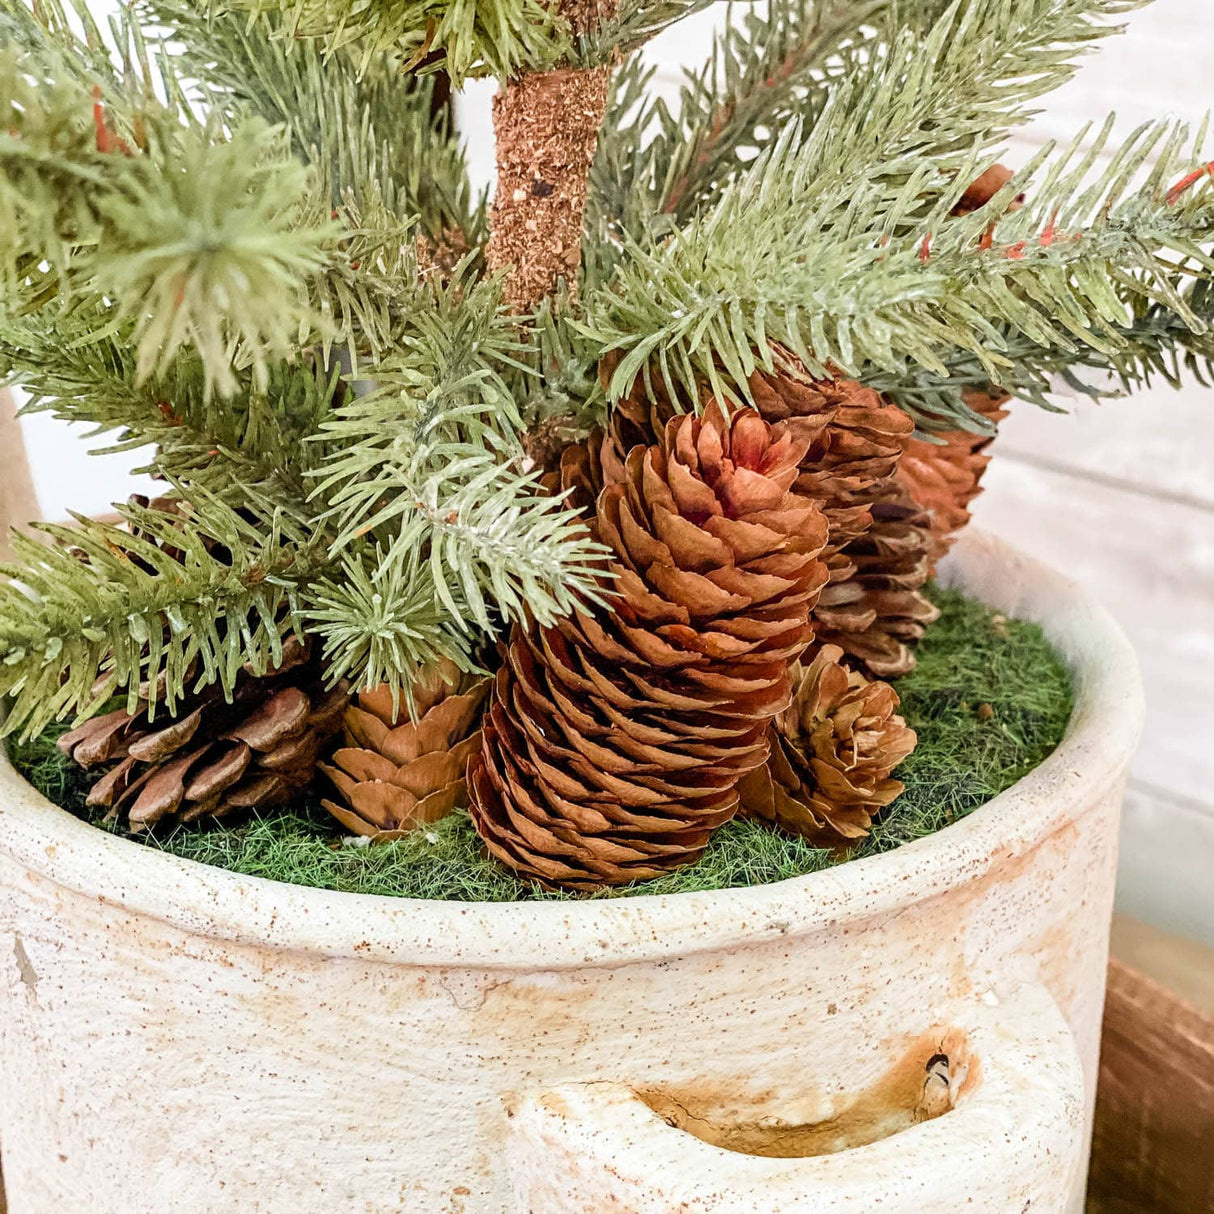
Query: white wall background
13 0 1214 941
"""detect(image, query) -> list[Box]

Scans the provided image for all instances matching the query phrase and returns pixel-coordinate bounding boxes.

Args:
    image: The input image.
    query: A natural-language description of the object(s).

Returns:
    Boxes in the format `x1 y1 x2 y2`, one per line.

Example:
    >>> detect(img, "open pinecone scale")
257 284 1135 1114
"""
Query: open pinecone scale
58 637 349 831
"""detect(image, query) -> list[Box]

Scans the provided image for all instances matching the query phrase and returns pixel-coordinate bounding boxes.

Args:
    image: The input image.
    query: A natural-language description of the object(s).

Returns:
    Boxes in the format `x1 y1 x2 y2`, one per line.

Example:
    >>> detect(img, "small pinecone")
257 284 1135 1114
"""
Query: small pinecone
468 402 830 891
738 645 916 846
953 163 1022 215
58 637 350 831
812 481 941 678
320 660 489 840
897 387 1011 561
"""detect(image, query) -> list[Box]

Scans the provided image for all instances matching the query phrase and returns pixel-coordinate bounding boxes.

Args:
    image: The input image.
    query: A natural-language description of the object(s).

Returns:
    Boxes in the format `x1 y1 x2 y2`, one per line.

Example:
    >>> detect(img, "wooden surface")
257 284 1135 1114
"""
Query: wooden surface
1088 957 1214 1213
0 387 41 563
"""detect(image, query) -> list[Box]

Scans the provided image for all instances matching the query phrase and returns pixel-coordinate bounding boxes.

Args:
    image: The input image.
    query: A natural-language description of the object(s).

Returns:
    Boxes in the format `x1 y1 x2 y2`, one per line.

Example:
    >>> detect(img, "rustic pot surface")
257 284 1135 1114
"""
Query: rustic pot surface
0 530 1143 1213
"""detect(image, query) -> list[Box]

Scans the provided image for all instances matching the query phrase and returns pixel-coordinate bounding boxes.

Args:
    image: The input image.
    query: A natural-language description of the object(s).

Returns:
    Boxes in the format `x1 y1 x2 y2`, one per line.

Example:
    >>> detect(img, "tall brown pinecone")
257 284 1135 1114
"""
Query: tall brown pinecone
748 364 938 677
738 644 916 847
320 660 489 840
812 481 941 677
468 402 830 890
58 637 350 831
897 387 1011 564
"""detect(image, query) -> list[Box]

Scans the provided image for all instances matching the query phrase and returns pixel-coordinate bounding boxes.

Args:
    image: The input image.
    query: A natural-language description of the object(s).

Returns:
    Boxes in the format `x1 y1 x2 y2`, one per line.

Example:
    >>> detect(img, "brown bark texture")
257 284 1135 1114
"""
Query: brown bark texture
1088 957 1214 1212
486 65 610 312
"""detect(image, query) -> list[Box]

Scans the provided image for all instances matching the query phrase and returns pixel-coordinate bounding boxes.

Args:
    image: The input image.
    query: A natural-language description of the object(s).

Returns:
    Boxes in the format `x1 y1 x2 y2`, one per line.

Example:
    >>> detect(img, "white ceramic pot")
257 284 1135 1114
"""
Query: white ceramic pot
0 530 1143 1214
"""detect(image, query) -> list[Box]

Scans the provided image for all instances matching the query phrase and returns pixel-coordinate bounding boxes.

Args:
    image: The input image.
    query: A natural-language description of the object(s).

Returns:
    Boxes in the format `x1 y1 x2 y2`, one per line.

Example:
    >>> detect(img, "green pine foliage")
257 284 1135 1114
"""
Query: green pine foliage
1 0 1212 741
220 0 571 84
0 494 323 738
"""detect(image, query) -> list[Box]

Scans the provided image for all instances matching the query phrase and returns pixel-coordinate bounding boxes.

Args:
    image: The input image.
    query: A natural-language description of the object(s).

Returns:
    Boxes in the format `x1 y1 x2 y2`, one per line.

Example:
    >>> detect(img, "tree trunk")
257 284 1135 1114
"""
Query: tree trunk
485 64 611 312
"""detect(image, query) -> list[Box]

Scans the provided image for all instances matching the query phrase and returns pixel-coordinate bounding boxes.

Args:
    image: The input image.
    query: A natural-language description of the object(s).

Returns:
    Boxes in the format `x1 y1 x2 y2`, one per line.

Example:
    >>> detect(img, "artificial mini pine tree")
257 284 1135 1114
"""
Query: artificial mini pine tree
3 0 1214 890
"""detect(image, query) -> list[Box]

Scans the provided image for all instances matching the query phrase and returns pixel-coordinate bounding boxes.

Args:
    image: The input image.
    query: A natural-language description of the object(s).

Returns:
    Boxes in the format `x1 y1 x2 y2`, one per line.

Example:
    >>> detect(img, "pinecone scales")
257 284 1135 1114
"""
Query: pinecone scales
812 482 941 678
749 364 937 677
750 370 913 565
897 387 1011 562
739 645 916 847
58 637 350 831
321 660 489 840
468 403 830 890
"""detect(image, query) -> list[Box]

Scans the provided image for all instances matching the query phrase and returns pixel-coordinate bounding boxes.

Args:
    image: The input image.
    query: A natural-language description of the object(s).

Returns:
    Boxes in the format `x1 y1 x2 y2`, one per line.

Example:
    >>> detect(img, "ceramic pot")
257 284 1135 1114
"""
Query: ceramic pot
0 529 1143 1213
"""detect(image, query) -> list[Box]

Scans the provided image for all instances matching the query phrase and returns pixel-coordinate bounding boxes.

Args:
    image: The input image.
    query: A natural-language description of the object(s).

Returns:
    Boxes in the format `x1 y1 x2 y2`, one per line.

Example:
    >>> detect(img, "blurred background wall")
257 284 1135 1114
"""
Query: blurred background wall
12 0 1213 941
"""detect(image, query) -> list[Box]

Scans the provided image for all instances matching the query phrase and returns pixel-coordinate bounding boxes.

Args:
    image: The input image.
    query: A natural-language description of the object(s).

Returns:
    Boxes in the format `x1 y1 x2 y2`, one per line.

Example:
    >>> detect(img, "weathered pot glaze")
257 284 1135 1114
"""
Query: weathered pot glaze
0 530 1143 1213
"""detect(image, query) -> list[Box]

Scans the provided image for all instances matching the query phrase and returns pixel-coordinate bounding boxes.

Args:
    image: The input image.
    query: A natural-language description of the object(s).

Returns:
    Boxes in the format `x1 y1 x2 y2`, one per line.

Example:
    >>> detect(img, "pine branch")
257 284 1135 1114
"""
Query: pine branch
313 268 530 504
584 0 718 63
590 0 1148 259
515 293 605 431
1 3 430 390
873 276 1214 425
589 0 897 246
217 0 571 84
1 311 203 457
1 305 340 531
0 495 331 740
586 108 1214 414
303 545 481 696
313 269 612 634
0 39 341 395
141 2 482 245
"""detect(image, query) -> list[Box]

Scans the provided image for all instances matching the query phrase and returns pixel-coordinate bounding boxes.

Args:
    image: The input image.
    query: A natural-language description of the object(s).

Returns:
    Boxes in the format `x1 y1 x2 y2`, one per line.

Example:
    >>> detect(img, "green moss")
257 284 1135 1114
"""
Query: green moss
6 586 1074 901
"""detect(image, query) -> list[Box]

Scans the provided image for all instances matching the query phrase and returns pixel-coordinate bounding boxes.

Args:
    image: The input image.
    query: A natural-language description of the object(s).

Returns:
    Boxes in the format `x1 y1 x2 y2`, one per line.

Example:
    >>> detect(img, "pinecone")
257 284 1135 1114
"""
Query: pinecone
468 402 830 890
897 387 1011 561
812 481 941 678
748 366 906 568
738 644 916 846
747 361 937 676
952 163 1025 216
607 356 939 679
320 660 489 840
58 636 350 831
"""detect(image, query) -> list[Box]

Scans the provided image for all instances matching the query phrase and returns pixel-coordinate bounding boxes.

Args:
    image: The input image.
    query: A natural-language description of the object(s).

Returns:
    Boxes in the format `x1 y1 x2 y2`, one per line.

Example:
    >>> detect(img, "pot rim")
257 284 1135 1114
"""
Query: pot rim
0 529 1143 970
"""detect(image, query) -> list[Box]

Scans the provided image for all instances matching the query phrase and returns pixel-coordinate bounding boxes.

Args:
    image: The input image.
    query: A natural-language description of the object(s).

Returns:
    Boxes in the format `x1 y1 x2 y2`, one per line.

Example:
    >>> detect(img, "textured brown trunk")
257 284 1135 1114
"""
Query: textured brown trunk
485 65 610 312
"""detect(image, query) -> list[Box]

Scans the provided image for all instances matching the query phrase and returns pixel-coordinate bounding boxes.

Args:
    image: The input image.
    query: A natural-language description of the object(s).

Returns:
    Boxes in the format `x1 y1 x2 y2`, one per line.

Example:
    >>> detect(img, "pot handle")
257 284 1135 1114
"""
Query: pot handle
507 981 1086 1213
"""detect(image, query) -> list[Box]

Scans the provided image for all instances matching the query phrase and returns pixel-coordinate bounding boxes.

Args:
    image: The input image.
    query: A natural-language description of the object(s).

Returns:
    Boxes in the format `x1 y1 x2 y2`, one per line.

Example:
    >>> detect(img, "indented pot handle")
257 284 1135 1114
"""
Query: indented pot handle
506 981 1085 1213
